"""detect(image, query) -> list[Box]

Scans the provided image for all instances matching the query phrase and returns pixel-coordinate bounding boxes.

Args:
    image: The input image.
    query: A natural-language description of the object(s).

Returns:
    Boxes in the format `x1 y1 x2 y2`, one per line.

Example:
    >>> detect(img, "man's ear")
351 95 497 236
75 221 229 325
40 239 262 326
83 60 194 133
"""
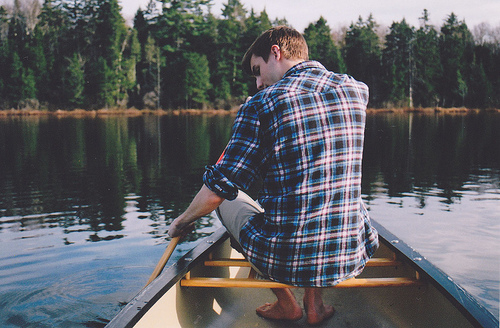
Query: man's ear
270 45 281 60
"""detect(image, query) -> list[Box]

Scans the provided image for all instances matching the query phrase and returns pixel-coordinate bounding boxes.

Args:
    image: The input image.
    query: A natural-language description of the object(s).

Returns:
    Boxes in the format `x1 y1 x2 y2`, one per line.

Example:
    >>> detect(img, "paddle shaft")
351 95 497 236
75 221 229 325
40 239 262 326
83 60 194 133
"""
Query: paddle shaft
145 236 181 287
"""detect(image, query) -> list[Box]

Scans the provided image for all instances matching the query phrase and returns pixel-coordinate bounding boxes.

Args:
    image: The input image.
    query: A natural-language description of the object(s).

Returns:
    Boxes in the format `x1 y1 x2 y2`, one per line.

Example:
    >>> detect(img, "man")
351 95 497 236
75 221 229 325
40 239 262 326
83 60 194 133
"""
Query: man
168 26 379 325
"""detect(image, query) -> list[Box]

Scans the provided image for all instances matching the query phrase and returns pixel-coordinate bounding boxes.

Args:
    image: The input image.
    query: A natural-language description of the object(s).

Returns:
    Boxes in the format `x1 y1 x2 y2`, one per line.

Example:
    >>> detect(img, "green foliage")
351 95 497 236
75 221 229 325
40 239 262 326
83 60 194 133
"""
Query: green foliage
0 2 498 110
7 51 24 103
382 19 414 107
63 52 85 107
344 15 383 106
412 10 441 107
439 13 474 107
304 16 345 73
21 67 37 100
184 52 211 108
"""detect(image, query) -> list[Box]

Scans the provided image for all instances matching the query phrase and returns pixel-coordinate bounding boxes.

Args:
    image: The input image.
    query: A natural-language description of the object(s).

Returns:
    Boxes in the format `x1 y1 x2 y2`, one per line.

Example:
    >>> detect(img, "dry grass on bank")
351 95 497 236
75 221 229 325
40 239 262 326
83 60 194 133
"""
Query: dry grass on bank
366 107 500 114
0 107 239 117
0 107 498 117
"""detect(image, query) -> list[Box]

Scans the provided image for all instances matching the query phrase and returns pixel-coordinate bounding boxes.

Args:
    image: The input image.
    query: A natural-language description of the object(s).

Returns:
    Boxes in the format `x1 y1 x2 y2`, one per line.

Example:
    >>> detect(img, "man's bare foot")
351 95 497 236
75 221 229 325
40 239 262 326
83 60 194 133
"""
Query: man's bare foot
304 301 334 325
304 288 335 325
256 288 303 321
256 301 303 321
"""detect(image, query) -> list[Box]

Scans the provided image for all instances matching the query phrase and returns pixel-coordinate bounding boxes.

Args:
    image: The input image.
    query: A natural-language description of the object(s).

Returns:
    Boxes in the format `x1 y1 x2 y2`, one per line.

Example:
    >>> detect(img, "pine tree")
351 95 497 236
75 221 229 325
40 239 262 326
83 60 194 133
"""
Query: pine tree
85 0 130 108
21 67 37 101
37 0 69 108
63 52 85 107
382 19 414 107
150 0 213 108
28 25 48 102
304 16 345 73
472 41 499 108
213 0 248 108
413 9 441 108
439 13 474 107
0 6 9 105
343 15 382 106
184 51 211 108
7 51 24 104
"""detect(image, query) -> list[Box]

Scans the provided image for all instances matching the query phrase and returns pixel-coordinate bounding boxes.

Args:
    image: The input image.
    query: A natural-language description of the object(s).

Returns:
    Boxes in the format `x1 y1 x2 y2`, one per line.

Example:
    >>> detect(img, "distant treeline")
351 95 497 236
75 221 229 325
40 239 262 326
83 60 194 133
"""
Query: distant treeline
0 0 499 110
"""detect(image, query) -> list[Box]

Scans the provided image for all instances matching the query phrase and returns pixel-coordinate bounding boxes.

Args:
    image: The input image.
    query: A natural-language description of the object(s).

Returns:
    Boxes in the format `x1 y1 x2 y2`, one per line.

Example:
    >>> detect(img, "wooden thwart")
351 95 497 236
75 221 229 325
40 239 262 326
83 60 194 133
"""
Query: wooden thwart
181 255 423 289
181 276 422 288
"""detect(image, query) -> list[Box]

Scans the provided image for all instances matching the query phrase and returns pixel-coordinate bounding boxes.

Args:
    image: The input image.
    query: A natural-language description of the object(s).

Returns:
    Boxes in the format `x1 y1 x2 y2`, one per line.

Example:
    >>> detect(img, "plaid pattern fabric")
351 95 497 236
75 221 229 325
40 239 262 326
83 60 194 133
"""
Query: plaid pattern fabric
203 61 379 287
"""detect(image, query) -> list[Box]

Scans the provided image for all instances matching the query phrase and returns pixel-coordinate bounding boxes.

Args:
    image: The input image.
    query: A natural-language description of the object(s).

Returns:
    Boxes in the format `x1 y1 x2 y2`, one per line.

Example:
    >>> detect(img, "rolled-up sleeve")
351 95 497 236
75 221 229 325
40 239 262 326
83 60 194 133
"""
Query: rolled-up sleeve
203 165 239 200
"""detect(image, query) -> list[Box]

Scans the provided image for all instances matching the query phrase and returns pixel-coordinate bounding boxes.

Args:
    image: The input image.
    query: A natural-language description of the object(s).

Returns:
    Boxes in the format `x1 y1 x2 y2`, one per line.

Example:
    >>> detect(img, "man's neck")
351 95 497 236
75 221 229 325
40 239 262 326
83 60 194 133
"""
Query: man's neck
278 59 305 78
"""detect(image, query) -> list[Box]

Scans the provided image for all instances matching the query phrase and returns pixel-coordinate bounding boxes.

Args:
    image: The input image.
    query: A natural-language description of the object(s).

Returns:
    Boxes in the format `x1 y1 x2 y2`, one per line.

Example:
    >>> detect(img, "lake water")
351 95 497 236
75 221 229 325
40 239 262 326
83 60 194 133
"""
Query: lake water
0 112 498 327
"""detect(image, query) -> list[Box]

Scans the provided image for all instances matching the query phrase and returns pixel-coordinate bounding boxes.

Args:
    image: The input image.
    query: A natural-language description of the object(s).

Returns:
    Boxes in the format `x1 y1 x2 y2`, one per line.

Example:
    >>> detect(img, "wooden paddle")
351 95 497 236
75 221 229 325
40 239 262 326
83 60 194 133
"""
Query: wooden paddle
145 236 181 288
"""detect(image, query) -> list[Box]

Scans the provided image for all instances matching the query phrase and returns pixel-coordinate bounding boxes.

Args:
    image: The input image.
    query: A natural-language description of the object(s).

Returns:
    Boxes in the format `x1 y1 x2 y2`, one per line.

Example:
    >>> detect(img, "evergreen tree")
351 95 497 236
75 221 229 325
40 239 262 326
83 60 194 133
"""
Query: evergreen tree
439 13 474 107
140 35 162 108
466 61 492 108
28 25 48 102
343 15 383 106
304 16 345 73
133 9 153 107
121 28 140 107
5 3 31 105
0 6 9 104
37 0 69 107
101 0 129 106
184 51 211 108
242 8 271 48
7 51 24 104
198 11 219 103
472 42 499 108
21 67 37 101
0 1 497 110
413 9 441 108
151 0 212 108
63 52 85 107
214 0 248 108
382 19 414 107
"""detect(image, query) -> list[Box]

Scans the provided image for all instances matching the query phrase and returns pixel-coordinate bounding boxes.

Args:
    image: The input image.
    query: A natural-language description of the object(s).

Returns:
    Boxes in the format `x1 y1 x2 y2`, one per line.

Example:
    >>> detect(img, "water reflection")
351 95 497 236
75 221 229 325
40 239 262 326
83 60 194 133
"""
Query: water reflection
0 115 233 243
363 112 499 203
2 113 497 241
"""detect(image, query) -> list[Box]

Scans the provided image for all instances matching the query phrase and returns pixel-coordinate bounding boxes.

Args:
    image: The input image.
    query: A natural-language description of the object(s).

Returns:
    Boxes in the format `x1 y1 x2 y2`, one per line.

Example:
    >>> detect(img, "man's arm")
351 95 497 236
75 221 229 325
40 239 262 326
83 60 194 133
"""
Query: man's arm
168 184 225 237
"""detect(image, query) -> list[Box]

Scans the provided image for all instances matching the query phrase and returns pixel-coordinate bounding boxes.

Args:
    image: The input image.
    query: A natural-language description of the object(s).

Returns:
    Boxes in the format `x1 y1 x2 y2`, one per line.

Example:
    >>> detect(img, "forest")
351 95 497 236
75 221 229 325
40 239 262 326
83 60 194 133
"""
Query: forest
0 0 499 111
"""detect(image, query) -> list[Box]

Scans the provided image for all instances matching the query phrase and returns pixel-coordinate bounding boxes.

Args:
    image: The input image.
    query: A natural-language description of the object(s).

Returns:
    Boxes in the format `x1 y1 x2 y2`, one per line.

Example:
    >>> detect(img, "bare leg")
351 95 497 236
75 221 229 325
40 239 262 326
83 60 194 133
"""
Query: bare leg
303 288 335 325
256 288 303 321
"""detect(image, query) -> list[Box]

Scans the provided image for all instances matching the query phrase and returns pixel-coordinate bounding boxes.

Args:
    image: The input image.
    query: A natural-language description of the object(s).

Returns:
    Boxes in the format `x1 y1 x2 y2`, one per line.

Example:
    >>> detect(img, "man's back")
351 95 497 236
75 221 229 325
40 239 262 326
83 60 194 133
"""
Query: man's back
216 61 379 286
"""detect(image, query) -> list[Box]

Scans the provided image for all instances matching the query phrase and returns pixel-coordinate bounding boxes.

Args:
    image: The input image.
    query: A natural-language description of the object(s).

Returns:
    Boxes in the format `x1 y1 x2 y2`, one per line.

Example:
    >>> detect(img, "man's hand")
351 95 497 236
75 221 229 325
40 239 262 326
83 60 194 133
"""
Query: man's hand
167 184 225 238
168 217 194 238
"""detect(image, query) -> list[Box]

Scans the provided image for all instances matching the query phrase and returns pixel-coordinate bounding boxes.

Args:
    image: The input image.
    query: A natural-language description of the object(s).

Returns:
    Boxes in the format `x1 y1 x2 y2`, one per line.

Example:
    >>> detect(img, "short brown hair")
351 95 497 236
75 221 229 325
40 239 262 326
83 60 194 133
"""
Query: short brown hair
242 26 309 75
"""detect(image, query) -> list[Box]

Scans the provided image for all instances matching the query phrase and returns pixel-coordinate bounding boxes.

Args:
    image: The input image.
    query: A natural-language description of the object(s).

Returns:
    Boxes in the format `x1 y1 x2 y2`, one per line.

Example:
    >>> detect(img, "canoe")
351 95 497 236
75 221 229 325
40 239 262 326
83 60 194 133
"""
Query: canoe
106 220 498 327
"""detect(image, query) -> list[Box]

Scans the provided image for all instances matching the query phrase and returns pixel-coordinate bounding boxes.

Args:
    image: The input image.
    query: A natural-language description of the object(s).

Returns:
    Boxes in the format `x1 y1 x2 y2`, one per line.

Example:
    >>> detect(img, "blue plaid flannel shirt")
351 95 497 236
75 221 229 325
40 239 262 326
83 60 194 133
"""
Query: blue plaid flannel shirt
204 61 379 287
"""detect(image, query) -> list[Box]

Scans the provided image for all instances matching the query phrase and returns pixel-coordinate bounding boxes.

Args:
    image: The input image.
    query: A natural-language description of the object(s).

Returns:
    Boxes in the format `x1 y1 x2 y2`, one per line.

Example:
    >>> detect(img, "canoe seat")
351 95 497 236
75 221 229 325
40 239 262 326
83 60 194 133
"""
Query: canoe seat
180 253 423 289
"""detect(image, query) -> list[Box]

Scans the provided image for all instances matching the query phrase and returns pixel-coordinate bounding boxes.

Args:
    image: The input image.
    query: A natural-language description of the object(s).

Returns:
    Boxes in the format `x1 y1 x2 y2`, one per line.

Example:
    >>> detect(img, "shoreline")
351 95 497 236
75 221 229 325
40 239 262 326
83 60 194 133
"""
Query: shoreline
366 107 500 114
0 107 498 117
0 108 239 117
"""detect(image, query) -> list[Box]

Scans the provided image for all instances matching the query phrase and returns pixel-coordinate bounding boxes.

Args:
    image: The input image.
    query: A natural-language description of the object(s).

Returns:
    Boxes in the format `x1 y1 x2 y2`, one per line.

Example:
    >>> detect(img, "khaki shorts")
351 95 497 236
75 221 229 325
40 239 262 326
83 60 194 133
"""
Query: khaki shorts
215 190 265 276
215 190 264 243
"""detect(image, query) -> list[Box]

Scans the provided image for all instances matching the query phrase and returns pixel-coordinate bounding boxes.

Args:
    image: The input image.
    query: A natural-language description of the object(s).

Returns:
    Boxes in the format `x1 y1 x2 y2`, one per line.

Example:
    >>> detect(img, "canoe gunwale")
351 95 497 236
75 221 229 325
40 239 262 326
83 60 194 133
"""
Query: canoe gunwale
105 228 229 328
105 220 499 328
371 220 498 328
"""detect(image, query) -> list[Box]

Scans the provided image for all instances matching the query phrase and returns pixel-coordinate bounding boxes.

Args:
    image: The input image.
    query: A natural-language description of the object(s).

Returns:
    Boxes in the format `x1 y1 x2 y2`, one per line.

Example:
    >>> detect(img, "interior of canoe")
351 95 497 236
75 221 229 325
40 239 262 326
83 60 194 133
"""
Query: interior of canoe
134 236 475 328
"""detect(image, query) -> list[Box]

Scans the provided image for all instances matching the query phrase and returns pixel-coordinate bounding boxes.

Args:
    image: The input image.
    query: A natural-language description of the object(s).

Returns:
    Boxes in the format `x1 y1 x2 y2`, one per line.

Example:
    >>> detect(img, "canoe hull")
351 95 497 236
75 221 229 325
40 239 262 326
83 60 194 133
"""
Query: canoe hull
106 221 498 328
